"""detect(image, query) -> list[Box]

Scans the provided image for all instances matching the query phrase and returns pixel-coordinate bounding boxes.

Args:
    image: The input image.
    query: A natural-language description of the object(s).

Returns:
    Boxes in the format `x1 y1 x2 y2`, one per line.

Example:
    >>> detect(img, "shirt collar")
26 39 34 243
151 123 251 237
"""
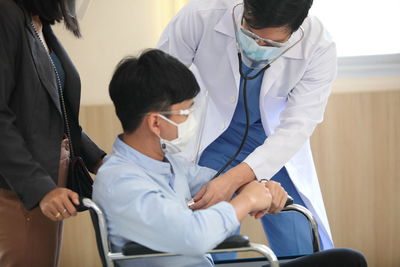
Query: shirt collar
113 135 173 177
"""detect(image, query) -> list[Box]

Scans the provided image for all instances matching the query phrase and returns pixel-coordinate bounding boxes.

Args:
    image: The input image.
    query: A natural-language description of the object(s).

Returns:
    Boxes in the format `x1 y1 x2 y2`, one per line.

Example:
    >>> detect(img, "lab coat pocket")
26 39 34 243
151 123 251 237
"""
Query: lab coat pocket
264 95 288 132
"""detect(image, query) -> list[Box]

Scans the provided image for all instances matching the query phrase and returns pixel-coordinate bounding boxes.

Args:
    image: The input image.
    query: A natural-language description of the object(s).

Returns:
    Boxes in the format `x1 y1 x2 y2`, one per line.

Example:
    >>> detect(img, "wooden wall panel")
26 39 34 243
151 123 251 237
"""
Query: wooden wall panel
311 90 400 267
60 90 400 267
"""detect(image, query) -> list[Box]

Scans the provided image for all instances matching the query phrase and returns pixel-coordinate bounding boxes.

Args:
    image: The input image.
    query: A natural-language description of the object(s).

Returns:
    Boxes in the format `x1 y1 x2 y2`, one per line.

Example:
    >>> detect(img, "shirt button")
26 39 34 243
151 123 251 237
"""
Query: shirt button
230 96 236 103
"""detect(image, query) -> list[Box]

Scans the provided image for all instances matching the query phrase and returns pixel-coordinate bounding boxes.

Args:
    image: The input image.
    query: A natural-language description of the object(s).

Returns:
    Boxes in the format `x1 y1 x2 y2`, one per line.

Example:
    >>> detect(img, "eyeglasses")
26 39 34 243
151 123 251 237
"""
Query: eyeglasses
232 3 292 48
232 3 305 68
158 107 194 116
240 24 291 48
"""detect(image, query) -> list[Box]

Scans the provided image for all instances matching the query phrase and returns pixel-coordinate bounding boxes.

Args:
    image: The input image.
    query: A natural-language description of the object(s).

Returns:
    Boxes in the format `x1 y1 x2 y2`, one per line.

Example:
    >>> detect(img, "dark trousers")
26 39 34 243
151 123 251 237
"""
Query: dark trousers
271 248 368 267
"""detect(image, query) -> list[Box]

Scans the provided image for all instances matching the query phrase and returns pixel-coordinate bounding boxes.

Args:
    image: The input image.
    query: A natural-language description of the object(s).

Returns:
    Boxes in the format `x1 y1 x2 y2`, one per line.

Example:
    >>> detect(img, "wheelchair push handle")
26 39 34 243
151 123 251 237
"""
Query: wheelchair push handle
285 195 294 207
73 196 89 212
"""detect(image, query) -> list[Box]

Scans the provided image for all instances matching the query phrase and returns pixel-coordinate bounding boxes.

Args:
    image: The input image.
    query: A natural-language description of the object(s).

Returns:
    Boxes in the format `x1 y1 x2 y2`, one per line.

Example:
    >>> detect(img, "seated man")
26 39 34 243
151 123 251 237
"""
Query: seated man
93 49 367 267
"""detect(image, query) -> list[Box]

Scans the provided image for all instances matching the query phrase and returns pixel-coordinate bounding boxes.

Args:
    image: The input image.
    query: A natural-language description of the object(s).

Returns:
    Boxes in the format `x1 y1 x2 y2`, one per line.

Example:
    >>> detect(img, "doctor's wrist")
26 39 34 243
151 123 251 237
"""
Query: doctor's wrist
227 163 256 189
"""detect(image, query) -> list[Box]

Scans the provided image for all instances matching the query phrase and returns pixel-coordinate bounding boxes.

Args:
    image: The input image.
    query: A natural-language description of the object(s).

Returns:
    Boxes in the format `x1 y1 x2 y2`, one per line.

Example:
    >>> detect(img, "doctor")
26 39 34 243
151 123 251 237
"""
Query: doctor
158 0 336 258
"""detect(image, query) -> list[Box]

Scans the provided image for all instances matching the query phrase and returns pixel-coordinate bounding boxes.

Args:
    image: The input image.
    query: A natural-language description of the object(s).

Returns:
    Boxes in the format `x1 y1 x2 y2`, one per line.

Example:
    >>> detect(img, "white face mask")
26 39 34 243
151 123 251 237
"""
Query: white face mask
158 112 197 154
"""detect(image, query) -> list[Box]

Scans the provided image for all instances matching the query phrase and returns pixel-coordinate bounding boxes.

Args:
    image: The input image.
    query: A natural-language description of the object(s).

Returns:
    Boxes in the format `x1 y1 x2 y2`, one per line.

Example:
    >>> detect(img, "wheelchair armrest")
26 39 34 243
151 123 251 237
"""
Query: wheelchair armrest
214 235 250 249
122 235 250 256
122 242 162 256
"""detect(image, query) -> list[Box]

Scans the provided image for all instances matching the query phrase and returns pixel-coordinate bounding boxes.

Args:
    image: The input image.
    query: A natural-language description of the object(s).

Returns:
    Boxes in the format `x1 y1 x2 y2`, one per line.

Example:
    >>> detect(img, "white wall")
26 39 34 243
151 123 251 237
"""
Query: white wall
53 0 188 105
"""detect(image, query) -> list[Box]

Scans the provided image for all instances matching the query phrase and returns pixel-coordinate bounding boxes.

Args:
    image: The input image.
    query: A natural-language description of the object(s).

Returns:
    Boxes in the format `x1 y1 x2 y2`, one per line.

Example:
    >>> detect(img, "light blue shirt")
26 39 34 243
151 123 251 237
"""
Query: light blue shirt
93 136 240 267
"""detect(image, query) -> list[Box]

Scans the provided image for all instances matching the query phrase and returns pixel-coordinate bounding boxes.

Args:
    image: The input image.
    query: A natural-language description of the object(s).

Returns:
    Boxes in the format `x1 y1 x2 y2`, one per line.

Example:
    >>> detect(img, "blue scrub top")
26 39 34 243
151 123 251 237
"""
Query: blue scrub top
198 63 314 258
199 63 266 172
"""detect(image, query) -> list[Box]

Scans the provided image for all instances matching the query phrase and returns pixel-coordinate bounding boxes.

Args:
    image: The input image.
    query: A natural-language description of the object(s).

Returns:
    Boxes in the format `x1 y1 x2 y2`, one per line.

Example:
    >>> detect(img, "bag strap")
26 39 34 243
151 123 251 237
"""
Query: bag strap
30 21 76 158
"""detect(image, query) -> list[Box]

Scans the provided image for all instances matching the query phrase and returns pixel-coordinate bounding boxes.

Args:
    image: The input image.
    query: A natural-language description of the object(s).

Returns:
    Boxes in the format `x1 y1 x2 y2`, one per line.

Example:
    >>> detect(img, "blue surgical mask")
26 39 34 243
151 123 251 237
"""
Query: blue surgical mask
232 3 304 69
236 29 287 68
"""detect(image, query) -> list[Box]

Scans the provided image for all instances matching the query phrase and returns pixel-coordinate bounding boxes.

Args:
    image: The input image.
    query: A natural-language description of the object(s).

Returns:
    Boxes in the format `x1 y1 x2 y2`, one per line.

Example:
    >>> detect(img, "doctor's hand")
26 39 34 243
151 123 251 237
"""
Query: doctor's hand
190 163 257 210
190 174 237 210
263 180 288 214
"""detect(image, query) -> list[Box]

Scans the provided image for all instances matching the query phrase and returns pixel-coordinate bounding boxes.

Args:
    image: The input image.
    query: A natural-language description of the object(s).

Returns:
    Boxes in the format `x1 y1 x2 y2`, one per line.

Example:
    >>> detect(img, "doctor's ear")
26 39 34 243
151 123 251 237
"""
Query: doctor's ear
146 112 161 136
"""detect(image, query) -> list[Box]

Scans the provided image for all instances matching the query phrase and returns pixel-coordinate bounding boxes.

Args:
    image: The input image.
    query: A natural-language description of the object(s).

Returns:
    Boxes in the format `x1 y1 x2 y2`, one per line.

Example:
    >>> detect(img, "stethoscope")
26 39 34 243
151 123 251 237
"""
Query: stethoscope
213 55 270 178
213 4 304 178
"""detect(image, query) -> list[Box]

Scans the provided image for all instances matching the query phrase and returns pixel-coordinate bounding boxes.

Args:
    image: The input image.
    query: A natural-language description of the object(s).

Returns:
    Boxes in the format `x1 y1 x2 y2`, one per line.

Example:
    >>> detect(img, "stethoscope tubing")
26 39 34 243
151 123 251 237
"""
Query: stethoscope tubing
213 54 270 178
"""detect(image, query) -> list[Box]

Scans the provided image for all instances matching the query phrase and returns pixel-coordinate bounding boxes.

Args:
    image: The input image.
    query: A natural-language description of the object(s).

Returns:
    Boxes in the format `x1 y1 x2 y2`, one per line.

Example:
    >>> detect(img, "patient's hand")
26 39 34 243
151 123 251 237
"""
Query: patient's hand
239 181 272 212
230 181 272 221
247 181 288 219
264 181 288 214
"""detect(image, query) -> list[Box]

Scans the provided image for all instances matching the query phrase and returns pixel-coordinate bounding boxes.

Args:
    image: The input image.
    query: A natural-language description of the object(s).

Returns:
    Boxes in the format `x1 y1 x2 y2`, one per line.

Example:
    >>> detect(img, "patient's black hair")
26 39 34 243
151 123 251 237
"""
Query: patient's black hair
109 49 200 133
243 0 313 32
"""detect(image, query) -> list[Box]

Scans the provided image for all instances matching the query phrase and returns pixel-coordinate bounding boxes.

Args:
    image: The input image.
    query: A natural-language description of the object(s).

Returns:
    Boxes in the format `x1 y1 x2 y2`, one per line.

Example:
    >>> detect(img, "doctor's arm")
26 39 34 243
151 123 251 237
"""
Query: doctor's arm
191 163 287 214
192 42 337 212
156 1 203 67
244 42 337 182
186 162 284 215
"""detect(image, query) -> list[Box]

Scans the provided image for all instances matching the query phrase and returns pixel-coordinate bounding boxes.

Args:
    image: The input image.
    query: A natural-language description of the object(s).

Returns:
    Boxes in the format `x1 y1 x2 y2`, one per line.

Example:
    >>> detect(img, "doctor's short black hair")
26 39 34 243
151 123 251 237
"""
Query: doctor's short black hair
243 0 313 32
109 49 200 133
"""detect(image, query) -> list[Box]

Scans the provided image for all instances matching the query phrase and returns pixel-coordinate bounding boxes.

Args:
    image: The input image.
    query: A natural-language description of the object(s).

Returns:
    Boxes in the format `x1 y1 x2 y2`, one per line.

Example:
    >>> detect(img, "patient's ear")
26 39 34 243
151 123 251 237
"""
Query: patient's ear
147 112 161 136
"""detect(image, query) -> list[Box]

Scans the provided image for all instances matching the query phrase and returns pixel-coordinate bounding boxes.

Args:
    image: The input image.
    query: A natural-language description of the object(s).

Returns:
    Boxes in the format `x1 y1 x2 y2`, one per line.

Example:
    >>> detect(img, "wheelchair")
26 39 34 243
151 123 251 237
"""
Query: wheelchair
80 197 321 267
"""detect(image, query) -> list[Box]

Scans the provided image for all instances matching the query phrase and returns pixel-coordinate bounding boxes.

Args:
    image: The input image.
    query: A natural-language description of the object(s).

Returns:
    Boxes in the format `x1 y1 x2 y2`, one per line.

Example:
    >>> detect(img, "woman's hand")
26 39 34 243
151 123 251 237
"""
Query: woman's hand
39 188 80 221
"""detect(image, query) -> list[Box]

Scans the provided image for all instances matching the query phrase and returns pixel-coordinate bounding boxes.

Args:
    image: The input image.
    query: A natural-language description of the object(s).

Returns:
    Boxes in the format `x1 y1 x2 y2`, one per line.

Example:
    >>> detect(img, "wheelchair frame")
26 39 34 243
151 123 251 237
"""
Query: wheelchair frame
82 197 320 267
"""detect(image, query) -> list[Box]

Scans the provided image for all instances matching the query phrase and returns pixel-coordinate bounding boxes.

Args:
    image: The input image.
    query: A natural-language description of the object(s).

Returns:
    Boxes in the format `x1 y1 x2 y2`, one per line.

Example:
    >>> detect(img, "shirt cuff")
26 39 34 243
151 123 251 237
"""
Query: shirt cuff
20 176 57 210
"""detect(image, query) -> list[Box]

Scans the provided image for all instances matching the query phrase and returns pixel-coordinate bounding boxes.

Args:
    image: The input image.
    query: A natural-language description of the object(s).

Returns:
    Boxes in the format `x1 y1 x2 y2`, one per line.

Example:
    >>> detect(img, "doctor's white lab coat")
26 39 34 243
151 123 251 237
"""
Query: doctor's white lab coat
157 0 337 249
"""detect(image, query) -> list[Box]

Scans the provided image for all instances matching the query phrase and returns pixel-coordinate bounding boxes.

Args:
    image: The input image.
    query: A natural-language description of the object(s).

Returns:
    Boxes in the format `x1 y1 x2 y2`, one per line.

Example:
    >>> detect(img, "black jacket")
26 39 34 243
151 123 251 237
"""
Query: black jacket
0 0 105 209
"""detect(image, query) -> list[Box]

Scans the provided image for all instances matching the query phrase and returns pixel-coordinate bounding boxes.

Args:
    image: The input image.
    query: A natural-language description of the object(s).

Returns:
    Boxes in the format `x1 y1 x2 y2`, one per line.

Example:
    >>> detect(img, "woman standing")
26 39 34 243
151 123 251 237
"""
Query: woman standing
0 0 105 266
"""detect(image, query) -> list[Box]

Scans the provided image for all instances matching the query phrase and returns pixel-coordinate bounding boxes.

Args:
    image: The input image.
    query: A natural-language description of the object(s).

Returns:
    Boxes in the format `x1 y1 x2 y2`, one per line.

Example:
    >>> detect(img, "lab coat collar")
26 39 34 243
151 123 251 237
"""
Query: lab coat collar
282 29 305 60
261 59 285 98
214 2 304 60
213 1 241 89
213 1 240 39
